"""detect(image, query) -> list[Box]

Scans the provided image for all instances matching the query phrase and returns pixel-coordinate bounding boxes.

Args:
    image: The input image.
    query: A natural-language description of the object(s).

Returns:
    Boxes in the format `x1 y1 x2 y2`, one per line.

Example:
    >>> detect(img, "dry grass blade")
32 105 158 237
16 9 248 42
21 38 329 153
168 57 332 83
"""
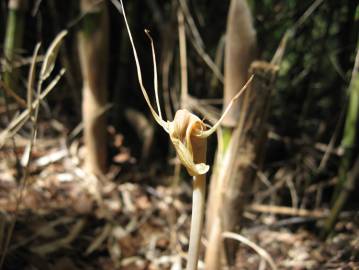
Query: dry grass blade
27 43 41 112
0 68 65 147
40 30 67 81
222 231 277 270
144 29 162 120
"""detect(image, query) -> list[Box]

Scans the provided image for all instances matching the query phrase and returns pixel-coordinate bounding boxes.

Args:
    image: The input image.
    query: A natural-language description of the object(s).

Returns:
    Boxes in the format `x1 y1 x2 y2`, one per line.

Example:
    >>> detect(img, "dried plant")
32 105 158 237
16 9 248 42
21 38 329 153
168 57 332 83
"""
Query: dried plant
116 1 253 269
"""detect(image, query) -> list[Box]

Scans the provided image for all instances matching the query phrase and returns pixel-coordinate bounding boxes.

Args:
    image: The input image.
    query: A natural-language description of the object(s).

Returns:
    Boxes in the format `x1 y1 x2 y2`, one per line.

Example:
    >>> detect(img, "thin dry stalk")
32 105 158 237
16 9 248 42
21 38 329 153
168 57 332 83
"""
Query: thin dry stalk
249 203 328 218
222 231 277 270
178 8 188 108
27 43 41 113
178 0 223 83
0 69 66 147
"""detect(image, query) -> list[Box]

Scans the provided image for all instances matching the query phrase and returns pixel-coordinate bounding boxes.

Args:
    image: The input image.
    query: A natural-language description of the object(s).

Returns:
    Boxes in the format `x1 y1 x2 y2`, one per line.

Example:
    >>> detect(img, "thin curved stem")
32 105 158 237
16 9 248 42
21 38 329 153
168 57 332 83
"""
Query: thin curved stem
198 75 254 138
144 30 162 120
117 0 168 131
222 231 277 270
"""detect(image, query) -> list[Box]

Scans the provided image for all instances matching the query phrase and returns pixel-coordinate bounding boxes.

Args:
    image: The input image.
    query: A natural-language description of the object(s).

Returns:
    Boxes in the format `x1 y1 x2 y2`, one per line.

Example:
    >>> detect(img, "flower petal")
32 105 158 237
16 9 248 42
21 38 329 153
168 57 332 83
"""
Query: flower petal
170 137 209 176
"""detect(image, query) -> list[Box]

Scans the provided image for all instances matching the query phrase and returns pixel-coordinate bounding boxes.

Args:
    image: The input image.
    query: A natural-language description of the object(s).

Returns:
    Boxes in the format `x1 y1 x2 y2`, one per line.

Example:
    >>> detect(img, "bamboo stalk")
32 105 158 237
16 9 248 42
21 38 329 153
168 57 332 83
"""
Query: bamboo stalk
205 62 278 268
323 43 359 237
222 0 257 128
3 0 27 93
78 0 109 175
205 0 257 268
323 157 359 237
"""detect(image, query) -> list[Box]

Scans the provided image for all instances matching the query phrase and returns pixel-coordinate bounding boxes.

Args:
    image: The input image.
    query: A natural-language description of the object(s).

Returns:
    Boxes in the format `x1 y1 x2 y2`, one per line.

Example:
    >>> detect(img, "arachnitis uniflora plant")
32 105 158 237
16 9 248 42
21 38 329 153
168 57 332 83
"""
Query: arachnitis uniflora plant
117 1 252 269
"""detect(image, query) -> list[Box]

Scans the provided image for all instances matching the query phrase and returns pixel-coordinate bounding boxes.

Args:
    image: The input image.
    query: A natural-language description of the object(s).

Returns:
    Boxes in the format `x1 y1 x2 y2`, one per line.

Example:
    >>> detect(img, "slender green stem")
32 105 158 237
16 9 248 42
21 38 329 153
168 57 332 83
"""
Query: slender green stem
324 44 359 237
4 6 25 92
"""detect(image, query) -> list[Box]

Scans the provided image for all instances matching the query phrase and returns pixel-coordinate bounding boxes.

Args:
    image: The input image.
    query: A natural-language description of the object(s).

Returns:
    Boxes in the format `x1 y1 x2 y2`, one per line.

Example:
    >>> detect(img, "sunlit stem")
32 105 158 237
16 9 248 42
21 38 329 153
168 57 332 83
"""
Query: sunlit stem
186 173 206 270
186 134 207 270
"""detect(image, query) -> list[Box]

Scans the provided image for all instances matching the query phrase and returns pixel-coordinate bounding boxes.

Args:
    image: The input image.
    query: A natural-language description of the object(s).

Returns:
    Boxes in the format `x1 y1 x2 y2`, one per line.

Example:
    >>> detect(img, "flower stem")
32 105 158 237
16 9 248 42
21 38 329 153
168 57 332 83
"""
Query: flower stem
186 173 206 270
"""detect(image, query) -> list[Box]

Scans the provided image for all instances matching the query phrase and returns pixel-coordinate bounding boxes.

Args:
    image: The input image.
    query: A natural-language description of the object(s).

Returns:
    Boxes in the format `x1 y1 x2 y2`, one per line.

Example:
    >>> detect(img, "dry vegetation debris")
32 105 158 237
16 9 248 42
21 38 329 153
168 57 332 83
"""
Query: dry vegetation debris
0 123 358 269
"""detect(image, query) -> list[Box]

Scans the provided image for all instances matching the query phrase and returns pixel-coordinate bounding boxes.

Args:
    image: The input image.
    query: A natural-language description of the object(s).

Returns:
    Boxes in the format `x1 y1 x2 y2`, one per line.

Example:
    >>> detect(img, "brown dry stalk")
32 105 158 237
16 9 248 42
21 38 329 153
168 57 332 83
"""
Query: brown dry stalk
222 0 257 128
222 231 277 270
178 8 188 107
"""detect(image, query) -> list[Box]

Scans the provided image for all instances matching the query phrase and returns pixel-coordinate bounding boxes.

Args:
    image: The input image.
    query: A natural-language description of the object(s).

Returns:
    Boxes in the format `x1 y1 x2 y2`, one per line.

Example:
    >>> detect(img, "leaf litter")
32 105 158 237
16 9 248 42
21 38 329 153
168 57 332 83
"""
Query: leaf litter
0 117 358 269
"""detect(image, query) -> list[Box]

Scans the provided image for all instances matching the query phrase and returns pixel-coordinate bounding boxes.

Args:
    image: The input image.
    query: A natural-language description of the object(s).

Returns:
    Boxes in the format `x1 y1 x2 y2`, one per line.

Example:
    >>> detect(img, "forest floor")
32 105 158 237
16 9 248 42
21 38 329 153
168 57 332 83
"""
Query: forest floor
0 122 358 270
